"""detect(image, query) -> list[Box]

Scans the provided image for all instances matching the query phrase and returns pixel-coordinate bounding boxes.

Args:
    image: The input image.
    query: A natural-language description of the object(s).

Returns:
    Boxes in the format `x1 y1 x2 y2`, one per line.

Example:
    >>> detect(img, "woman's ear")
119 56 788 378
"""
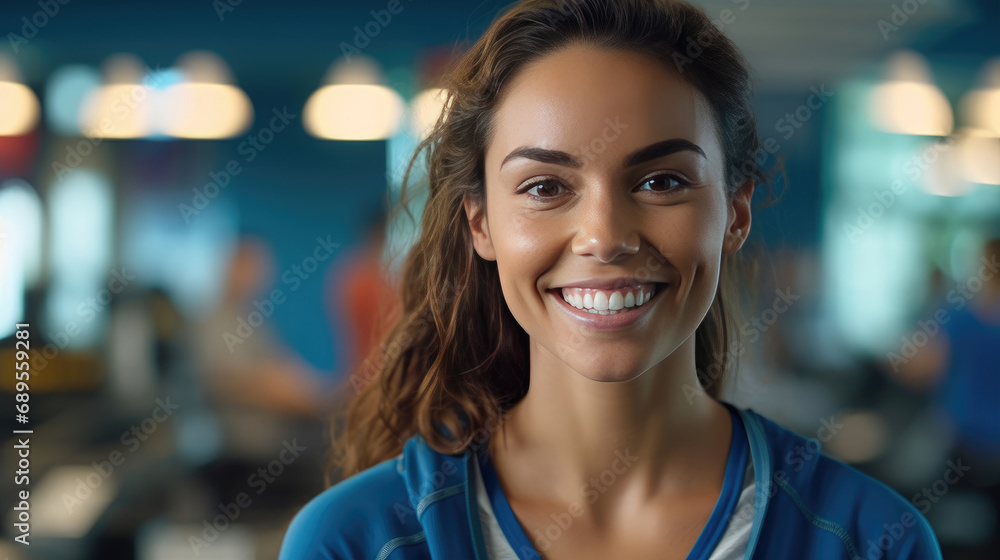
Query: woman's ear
463 196 497 261
724 180 753 254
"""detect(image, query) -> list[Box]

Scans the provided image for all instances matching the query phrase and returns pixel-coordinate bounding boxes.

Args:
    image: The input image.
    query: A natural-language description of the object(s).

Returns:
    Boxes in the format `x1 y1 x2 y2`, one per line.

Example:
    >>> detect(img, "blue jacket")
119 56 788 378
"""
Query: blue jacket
279 405 942 559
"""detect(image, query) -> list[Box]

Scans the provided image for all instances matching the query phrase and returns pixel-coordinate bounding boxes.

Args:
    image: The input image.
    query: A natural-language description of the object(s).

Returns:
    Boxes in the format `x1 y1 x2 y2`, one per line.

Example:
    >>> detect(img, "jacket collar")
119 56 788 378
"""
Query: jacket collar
398 405 774 560
734 406 773 559
399 433 489 558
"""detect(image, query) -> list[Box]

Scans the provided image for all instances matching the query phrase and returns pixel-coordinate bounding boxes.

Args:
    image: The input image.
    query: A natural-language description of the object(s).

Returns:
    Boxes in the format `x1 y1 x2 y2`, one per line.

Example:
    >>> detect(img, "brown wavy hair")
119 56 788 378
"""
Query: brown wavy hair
326 0 777 482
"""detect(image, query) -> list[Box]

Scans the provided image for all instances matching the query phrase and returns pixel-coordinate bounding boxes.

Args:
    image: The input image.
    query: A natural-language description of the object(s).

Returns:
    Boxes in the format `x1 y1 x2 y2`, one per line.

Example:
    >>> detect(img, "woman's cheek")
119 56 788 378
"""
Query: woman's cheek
505 215 549 254
501 211 568 269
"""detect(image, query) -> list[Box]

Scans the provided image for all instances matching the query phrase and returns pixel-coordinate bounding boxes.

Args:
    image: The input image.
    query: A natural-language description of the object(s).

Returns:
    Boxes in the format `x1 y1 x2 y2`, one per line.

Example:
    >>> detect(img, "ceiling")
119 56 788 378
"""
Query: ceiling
0 0 989 94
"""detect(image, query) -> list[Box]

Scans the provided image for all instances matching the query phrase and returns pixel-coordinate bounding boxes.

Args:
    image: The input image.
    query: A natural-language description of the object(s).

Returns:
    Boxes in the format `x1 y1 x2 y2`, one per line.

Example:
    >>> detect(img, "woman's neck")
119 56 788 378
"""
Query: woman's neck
489 335 733 515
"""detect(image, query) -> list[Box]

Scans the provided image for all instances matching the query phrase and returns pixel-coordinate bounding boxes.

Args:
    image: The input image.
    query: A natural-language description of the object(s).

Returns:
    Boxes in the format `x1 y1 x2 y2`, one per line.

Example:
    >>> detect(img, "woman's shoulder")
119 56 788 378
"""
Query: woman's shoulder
278 454 420 559
738 406 943 559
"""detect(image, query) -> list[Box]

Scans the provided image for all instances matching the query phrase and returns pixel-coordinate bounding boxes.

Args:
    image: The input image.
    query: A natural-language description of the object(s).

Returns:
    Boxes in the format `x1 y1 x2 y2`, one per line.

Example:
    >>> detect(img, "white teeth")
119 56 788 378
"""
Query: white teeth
593 292 609 311
559 284 659 314
608 291 624 310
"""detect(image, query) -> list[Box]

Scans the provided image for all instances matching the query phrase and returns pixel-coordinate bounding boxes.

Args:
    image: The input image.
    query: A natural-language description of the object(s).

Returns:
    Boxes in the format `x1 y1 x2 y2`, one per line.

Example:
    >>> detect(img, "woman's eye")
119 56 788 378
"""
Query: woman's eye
637 174 688 193
523 179 565 198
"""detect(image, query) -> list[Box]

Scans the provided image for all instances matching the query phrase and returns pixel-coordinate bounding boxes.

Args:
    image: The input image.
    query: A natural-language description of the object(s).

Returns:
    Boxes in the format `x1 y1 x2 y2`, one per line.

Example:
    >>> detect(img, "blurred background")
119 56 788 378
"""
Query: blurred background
0 0 998 558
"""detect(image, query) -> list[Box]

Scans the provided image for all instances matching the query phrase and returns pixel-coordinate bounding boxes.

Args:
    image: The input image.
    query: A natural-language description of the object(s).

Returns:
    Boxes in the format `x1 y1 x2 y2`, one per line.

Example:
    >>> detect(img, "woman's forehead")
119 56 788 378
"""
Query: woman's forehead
485 44 724 173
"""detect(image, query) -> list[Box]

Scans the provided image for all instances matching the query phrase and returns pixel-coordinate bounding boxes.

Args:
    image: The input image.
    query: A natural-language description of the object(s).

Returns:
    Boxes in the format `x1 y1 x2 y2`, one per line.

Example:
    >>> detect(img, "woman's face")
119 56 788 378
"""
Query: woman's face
466 44 751 383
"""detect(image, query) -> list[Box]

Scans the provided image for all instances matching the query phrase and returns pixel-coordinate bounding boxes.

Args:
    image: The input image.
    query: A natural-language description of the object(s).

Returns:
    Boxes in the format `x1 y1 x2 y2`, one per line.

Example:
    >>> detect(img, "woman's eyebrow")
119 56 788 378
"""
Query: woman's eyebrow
500 146 582 170
623 139 706 167
500 138 706 171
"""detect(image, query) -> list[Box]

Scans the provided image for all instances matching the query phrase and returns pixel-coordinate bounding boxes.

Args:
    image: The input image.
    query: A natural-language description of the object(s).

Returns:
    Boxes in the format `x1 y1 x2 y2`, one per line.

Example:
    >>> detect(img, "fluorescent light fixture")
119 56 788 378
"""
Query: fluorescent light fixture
870 50 953 136
158 50 253 139
409 87 449 139
304 55 403 140
955 127 1000 185
960 58 1000 138
0 54 40 136
79 53 157 139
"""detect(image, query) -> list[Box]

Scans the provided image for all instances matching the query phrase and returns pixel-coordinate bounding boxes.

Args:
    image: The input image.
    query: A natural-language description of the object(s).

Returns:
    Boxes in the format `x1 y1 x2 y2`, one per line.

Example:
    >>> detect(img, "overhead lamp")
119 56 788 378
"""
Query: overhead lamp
959 58 1000 138
304 55 404 140
79 53 157 139
158 50 253 139
921 138 971 197
409 87 449 139
870 50 953 136
954 127 1000 185
0 53 40 136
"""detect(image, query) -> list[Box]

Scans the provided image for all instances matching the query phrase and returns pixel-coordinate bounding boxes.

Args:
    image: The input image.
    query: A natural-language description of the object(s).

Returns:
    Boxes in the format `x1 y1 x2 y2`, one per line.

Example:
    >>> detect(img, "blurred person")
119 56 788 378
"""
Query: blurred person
192 234 333 464
895 238 1000 455
931 237 1000 458
280 1 941 559
325 201 402 397
890 238 1000 558
914 238 1000 558
888 266 953 393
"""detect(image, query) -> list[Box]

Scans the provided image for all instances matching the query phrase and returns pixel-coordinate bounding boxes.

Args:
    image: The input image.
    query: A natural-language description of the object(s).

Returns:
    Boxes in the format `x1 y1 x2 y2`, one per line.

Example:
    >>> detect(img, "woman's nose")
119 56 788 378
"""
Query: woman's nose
570 191 641 263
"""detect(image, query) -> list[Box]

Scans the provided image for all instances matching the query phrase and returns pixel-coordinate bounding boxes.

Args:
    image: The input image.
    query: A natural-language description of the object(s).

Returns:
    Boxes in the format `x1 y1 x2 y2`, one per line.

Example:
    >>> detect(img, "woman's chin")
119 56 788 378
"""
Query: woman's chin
570 362 647 384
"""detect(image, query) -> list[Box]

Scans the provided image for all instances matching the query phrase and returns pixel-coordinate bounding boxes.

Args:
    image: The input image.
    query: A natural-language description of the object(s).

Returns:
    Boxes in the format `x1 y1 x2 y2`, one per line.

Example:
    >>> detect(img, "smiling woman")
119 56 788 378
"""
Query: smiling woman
279 1 943 559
